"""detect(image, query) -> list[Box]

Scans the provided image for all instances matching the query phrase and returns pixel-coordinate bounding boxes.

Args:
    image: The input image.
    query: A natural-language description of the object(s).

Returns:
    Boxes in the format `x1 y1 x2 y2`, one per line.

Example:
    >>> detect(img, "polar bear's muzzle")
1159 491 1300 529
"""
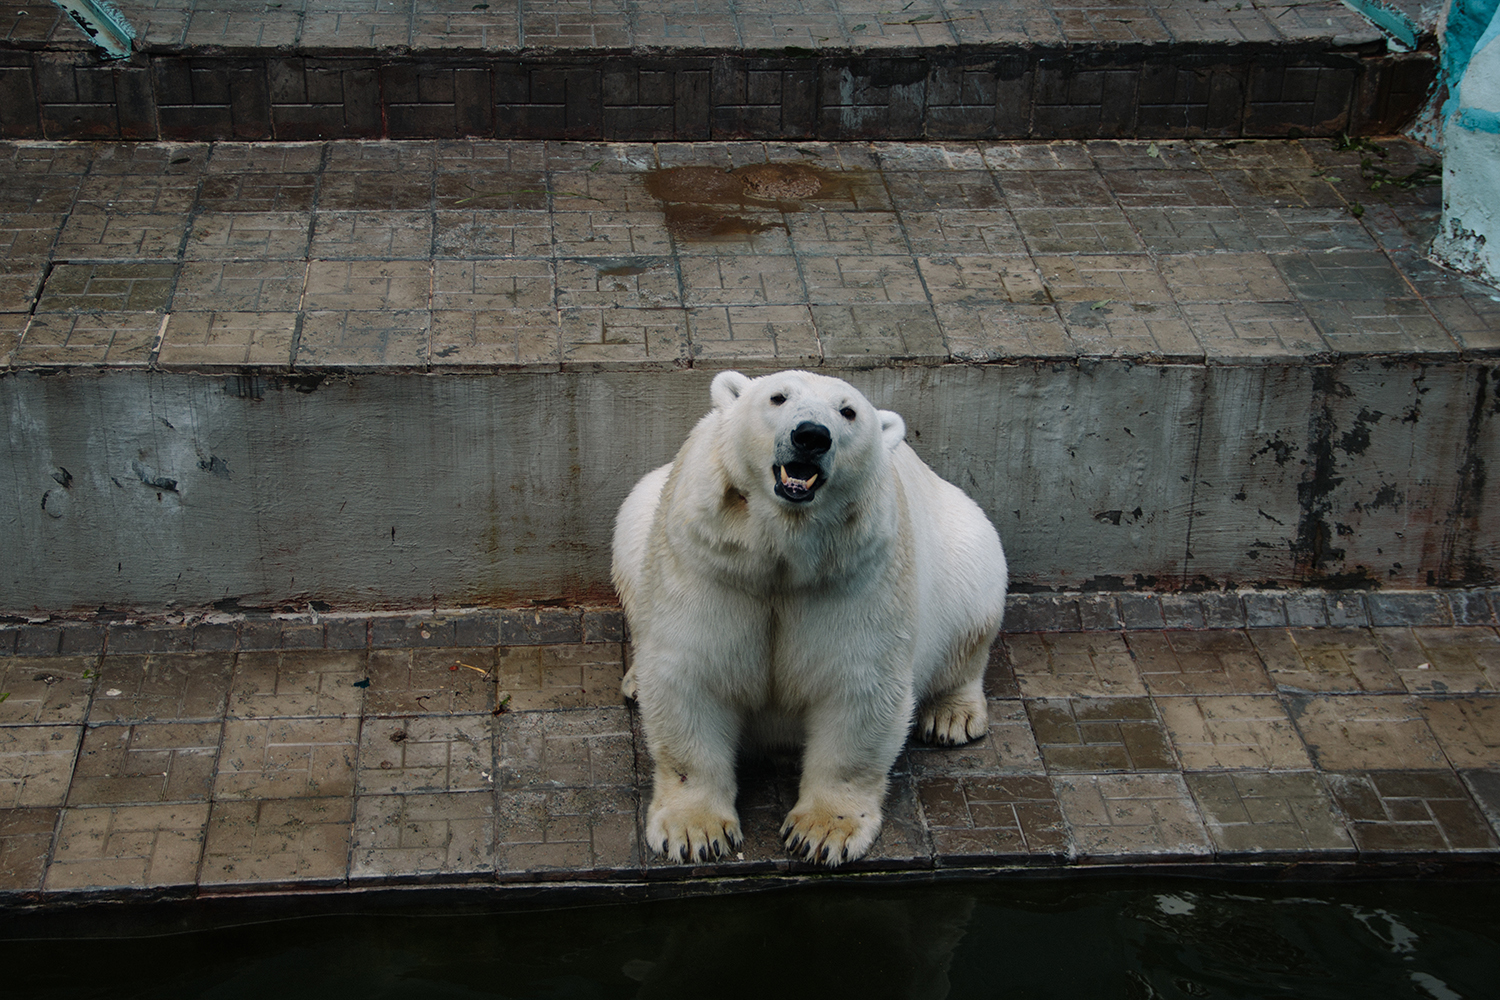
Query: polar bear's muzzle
773 421 832 503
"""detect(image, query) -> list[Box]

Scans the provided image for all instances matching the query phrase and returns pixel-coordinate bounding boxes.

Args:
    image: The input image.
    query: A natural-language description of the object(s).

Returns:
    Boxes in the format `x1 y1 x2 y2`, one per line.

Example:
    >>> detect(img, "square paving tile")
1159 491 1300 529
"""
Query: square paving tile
1027 697 1176 772
215 717 360 800
358 716 493 795
1287 694 1448 770
1250 628 1404 693
157 311 298 367
0 657 95 725
1158 695 1312 770
0 807 58 892
186 211 313 260
429 309 561 369
1461 769 1500 831
1053 773 1213 861
686 304 822 369
0 725 83 808
906 699 1044 778
1376 627 1500 694
918 774 1069 863
295 309 431 367
351 790 495 881
1005 632 1144 698
1128 630 1273 695
497 708 634 791
1185 771 1354 858
89 652 234 724
310 210 433 259
35 262 176 312
228 648 367 719
935 301 1073 360
15 311 162 366
1420 696 1500 768
494 644 625 711
200 797 353 887
811 303 945 363
68 722 220 806
46 802 210 890
55 213 189 259
365 647 500 715
1324 771 1499 854
496 785 639 877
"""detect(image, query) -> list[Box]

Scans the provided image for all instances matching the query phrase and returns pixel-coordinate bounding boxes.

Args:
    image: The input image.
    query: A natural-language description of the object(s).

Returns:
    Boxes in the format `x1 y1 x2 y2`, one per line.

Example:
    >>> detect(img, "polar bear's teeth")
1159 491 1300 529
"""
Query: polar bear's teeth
804 473 818 487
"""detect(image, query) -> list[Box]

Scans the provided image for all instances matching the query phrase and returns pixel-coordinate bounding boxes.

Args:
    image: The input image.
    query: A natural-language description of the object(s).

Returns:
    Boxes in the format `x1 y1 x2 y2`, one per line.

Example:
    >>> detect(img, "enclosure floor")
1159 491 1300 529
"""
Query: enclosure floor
1 589 1497 904
2 134 1496 371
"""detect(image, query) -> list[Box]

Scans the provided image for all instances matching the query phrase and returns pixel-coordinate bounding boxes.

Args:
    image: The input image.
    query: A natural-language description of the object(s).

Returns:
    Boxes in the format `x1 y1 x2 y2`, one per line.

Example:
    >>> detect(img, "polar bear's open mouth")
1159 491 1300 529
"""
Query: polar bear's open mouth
773 462 823 503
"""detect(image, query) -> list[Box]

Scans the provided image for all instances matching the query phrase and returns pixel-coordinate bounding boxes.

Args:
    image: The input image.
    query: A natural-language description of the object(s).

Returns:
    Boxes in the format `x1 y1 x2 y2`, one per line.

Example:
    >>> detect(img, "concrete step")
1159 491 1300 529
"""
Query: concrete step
1 0 1437 142
2 134 1498 616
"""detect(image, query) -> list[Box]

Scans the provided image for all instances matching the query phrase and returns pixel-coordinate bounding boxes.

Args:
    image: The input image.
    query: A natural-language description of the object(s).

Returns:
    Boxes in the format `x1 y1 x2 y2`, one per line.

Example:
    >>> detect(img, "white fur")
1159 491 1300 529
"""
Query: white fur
612 370 1007 867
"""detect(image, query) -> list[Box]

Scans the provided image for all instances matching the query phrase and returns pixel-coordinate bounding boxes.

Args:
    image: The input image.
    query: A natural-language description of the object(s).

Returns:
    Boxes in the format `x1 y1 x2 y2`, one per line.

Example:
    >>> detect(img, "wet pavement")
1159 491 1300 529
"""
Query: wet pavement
1 589 1498 903
2 134 1496 373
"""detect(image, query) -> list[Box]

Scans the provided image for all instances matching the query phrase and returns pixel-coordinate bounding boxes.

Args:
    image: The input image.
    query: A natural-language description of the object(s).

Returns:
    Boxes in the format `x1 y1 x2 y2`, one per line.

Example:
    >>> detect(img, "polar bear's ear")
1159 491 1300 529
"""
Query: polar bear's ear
710 370 751 411
878 410 906 451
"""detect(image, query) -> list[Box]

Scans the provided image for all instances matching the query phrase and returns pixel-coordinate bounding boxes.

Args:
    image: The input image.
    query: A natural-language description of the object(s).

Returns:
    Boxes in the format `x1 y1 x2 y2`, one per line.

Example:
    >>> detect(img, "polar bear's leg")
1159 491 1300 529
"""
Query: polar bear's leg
781 692 912 867
643 699 744 862
916 625 997 746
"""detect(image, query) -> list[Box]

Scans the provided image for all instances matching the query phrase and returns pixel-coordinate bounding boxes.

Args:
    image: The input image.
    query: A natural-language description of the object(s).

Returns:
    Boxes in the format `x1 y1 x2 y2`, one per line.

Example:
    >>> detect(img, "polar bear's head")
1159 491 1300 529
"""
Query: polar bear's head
709 369 906 507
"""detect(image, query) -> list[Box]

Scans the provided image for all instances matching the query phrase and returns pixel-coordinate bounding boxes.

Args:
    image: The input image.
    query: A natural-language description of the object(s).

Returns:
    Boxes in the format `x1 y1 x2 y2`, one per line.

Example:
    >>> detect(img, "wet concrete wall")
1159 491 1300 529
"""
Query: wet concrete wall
3 362 1497 614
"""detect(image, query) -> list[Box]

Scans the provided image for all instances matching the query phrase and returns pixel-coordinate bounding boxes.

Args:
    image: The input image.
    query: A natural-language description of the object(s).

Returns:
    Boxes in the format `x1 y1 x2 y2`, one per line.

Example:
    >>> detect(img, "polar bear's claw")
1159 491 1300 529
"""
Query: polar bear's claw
647 802 742 864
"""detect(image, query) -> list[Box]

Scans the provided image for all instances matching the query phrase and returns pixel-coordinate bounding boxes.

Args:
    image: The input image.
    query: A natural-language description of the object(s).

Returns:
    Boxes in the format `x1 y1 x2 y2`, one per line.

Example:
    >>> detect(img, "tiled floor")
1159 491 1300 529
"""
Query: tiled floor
3 134 1494 374
2 589 1498 899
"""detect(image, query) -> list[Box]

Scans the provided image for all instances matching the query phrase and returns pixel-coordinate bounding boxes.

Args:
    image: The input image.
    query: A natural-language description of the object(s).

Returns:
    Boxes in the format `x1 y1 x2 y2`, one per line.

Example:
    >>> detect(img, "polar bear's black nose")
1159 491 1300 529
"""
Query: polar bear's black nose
791 421 832 456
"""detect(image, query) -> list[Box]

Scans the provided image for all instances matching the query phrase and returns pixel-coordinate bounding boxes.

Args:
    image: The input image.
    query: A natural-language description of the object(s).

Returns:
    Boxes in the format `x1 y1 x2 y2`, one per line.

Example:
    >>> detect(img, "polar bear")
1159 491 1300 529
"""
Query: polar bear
613 370 1007 867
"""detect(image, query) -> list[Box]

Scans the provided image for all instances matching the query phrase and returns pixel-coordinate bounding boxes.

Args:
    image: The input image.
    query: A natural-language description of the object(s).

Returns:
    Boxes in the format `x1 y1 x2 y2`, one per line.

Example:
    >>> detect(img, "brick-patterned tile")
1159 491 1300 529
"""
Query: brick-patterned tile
679 255 804 307
1128 630 1273 695
1179 301 1325 361
46 802 209 890
295 309 430 367
1250 628 1405 693
492 644 626 711
0 725 82 808
89 652 233 724
810 303 945 364
906 699 1044 778
1186 771 1353 857
1376 627 1500 695
937 302 1073 361
496 784 639 877
686 304 822 369
364 647 499 716
1324 771 1499 855
303 259 432 311
357 716 493 795
182 211 311 261
0 807 58 892
901 210 1028 255
0 657 94 725
55 213 188 259
552 209 672 257
215 717 360 800
559 306 688 370
1053 773 1213 861
497 708 634 790
200 797 353 886
172 260 308 312
68 722 219 806
157 311 297 368
310 210 432 259
429 308 561 369
35 263 175 313
555 257 680 309
1005 632 1144 698
1027 697 1175 772
351 790 495 881
228 649 367 719
431 258 554 310
1158 695 1312 770
1420 697 1500 768
1287 694 1447 770
918 255 1048 305
433 208 553 257
919 774 1068 863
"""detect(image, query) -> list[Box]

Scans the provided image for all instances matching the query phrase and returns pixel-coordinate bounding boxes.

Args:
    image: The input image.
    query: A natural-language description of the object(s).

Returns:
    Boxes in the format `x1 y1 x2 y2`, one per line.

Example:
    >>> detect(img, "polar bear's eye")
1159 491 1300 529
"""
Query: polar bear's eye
770 394 786 406
840 407 857 421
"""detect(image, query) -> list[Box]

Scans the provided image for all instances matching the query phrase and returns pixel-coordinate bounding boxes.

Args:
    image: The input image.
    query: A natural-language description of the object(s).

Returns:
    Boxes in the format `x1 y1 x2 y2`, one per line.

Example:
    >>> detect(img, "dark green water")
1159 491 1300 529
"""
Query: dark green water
2 878 1497 999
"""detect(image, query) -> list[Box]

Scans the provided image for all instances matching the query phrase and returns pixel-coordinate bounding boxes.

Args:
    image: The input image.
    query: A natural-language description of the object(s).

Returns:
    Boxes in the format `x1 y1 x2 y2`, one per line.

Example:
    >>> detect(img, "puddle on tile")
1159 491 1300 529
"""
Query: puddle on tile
643 162 871 243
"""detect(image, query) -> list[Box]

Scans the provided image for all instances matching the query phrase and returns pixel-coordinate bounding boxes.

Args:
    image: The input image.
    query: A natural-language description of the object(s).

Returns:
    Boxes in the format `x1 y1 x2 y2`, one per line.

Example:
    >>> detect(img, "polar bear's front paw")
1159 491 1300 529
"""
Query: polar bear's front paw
916 691 988 746
646 800 743 863
780 801 882 867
